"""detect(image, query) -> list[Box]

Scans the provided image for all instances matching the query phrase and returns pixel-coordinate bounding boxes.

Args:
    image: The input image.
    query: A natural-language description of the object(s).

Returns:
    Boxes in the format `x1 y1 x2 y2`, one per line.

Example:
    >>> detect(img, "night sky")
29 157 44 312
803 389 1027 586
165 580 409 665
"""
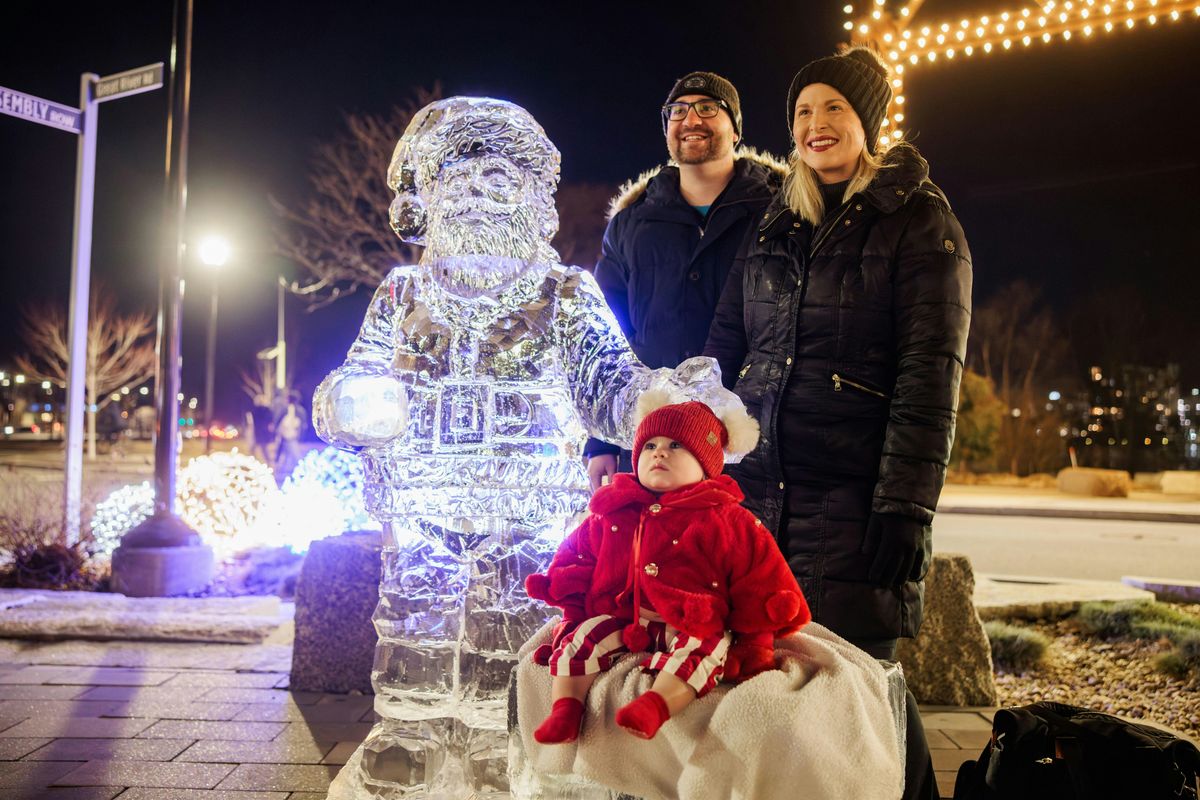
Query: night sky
1 0 1198 422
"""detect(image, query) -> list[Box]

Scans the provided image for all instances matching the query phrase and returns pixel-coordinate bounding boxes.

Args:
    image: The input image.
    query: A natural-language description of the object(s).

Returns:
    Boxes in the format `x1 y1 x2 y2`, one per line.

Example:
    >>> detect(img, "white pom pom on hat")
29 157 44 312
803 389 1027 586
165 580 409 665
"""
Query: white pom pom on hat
633 390 760 477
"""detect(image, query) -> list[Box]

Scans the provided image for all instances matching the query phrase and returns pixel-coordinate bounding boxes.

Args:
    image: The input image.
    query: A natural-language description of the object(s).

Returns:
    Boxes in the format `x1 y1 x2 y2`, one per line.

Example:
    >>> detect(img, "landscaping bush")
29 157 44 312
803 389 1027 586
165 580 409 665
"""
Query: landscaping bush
0 476 110 590
0 542 105 590
985 620 1050 670
1078 600 1200 642
1175 631 1200 670
1078 600 1200 676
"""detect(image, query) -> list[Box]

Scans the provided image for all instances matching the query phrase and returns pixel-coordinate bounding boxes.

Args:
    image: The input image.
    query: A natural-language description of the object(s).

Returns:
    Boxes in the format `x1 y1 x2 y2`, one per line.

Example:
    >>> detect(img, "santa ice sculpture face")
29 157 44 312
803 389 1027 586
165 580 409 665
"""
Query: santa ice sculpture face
387 97 560 273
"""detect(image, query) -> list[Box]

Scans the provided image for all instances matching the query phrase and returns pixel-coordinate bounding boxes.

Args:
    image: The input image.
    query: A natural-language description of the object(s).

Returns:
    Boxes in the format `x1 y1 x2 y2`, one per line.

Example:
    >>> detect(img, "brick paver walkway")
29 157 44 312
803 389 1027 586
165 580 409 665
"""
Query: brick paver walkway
0 636 990 799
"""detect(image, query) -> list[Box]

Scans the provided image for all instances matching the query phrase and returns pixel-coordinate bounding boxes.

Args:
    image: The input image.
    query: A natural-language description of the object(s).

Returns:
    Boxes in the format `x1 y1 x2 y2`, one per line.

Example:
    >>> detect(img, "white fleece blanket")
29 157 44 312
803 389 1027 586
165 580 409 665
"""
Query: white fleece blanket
515 620 903 800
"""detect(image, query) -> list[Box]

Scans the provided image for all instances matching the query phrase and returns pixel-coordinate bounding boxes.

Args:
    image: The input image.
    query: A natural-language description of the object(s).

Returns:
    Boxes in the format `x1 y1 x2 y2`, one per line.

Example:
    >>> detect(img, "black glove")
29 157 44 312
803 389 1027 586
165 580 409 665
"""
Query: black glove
862 513 927 588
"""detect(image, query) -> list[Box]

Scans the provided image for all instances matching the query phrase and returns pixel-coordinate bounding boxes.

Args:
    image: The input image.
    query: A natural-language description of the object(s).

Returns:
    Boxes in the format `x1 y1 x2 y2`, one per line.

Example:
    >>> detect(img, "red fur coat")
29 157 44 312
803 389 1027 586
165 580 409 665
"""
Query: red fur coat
526 473 810 647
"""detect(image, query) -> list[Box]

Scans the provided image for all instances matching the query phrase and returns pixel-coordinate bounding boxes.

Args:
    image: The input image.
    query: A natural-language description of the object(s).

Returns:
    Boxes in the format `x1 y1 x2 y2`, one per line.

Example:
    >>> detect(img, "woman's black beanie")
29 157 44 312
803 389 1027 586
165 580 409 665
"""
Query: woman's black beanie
786 46 892 153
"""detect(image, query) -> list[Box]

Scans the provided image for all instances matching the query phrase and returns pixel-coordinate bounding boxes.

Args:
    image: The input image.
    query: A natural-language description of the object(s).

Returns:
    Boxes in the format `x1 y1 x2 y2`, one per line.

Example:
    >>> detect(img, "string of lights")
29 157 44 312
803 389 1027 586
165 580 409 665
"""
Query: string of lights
842 0 1200 148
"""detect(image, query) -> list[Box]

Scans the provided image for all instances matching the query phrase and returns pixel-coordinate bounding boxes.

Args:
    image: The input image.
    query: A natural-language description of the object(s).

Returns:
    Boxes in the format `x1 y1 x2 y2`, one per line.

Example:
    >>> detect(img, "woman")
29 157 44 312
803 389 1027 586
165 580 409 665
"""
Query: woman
704 46 971 800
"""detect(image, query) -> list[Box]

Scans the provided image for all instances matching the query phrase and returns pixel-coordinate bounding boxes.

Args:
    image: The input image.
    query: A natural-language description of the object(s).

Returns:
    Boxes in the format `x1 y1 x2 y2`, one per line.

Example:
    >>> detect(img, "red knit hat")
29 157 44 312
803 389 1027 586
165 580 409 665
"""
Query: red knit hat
634 401 727 479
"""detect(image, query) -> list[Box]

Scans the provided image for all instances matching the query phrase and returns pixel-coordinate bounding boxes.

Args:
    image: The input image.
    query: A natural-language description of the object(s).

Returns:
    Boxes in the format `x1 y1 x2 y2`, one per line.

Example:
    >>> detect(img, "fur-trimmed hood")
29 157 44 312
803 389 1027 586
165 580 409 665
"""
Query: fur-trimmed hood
607 147 788 220
860 141 948 214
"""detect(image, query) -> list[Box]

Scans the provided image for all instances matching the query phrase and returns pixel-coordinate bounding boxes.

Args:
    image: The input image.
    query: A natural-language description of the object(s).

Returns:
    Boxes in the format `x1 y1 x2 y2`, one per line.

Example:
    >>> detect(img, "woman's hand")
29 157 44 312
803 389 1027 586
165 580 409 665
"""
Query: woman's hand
862 513 927 588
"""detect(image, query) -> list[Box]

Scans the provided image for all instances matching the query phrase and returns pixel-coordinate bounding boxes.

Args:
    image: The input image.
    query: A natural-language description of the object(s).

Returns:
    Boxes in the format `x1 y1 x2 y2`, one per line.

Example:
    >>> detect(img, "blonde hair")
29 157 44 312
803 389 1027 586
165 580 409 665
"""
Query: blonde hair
782 145 884 226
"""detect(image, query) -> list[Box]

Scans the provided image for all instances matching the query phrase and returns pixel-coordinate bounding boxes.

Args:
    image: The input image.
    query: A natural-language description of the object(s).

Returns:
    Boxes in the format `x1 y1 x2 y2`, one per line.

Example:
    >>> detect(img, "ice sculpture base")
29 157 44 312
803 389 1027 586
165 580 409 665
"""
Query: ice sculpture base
328 716 510 800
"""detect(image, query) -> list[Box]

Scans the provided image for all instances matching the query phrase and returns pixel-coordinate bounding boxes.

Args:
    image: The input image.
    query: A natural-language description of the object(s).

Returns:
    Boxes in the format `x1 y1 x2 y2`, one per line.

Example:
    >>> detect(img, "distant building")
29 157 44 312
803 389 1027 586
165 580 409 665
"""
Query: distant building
1071 363 1195 472
0 370 63 438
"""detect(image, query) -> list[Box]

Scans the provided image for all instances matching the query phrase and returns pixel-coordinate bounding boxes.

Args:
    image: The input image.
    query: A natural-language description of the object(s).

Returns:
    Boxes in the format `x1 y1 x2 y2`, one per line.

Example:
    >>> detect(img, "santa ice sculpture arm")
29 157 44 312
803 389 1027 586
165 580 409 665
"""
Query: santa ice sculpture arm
311 273 410 450
554 268 739 451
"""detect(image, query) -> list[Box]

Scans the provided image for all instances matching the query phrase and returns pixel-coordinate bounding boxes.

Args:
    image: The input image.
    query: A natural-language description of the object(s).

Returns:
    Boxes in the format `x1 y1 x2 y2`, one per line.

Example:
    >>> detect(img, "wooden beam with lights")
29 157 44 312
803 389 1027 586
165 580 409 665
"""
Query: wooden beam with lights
843 0 1200 148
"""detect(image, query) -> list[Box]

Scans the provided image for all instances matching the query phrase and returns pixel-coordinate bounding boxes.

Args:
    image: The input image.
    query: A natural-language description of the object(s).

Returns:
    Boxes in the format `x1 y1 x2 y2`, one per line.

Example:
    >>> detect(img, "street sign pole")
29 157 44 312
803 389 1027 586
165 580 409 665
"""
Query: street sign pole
1 65 162 547
62 73 100 542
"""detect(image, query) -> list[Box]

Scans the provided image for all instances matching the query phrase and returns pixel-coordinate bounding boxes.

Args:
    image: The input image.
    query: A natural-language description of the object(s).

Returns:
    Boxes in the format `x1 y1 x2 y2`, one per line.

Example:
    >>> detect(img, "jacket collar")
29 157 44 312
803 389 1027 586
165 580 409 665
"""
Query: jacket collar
859 142 937 214
757 142 945 237
608 148 786 221
590 473 745 516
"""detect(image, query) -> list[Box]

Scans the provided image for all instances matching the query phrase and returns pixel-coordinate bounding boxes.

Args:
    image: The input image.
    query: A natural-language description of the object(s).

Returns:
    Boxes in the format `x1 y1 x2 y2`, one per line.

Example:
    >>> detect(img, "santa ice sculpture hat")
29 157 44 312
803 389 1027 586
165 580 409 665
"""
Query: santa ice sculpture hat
632 390 760 479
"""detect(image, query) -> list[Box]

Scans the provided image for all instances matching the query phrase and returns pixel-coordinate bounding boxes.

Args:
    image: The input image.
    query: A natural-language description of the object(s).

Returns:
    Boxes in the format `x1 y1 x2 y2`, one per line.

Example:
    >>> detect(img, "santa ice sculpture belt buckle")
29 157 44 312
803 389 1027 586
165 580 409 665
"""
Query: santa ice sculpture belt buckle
422 381 535 451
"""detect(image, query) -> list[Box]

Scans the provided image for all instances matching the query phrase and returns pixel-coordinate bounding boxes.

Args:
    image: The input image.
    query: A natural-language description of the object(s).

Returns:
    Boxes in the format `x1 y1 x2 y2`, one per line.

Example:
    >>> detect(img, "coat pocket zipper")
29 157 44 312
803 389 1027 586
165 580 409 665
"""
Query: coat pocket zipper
739 361 752 379
832 373 888 398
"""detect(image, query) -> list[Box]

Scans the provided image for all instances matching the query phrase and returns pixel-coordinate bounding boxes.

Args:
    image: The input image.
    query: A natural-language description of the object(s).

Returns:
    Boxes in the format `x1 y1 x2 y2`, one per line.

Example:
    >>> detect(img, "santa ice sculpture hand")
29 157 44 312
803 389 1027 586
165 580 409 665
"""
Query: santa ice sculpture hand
313 96 751 799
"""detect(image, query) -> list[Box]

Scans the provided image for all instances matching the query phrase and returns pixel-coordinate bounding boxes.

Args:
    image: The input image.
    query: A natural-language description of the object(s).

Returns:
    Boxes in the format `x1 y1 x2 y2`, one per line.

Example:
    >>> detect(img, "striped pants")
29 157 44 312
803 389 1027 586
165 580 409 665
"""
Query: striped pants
549 613 732 697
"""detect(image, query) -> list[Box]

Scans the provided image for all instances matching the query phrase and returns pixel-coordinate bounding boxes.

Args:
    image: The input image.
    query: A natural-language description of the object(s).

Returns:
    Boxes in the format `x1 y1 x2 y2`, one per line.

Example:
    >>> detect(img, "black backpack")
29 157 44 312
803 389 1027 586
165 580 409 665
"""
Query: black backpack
953 701 1200 800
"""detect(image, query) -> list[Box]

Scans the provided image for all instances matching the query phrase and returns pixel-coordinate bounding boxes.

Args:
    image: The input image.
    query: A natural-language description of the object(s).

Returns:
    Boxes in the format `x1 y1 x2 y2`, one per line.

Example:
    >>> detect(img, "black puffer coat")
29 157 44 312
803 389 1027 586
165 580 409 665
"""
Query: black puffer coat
704 143 972 640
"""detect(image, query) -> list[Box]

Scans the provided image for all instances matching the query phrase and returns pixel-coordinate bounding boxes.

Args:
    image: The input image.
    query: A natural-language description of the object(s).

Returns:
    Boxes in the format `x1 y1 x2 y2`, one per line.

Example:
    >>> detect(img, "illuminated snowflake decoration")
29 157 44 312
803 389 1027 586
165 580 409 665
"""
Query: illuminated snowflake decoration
245 447 379 555
283 447 376 531
89 481 154 556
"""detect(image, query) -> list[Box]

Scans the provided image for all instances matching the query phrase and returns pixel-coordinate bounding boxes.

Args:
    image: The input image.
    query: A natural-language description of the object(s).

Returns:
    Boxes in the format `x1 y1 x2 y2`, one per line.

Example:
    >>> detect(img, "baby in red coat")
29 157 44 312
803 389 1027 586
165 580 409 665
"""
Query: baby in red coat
525 391 811 743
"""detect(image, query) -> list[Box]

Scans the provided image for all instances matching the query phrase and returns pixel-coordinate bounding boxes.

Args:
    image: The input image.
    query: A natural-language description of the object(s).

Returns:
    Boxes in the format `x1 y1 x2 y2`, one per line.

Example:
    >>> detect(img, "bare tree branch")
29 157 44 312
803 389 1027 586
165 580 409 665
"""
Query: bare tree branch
968 280 1073 475
15 289 156 460
272 87 441 308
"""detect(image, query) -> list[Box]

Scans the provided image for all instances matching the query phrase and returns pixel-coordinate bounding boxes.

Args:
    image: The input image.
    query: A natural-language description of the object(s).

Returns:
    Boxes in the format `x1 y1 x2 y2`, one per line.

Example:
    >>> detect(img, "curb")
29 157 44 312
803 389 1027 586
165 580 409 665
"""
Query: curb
939 504 1200 525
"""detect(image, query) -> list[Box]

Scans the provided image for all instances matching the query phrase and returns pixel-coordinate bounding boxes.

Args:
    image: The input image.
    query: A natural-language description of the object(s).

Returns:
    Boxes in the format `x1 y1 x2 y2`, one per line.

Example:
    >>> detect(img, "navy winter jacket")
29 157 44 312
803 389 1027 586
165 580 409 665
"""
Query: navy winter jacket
585 152 783 457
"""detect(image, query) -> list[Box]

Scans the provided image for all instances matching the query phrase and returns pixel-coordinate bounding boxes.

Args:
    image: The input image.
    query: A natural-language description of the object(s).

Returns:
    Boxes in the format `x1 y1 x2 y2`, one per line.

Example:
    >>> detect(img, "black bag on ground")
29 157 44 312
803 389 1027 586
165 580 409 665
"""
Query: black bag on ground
953 701 1200 800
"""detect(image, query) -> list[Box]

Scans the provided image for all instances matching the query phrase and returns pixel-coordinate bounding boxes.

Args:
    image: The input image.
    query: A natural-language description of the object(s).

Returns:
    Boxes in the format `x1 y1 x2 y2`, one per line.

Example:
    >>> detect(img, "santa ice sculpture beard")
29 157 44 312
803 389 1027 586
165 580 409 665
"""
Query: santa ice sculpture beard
313 97 751 799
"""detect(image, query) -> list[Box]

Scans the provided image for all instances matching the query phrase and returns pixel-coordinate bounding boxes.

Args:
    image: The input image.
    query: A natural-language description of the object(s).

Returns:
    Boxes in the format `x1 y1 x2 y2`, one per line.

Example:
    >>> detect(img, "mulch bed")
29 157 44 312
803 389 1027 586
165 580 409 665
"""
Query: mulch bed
993 605 1200 742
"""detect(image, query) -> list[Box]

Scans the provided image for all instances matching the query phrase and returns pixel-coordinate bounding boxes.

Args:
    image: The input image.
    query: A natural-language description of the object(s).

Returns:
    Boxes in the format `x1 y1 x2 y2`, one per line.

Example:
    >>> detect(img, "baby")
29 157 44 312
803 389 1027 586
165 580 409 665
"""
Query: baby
525 391 811 743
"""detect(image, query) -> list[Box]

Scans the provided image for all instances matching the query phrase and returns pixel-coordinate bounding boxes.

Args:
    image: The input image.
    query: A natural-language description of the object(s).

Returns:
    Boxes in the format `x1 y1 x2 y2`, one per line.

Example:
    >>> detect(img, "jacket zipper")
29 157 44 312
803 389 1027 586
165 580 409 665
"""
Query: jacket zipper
832 373 888 398
698 193 750 243
739 362 752 379
810 203 852 258
759 206 788 232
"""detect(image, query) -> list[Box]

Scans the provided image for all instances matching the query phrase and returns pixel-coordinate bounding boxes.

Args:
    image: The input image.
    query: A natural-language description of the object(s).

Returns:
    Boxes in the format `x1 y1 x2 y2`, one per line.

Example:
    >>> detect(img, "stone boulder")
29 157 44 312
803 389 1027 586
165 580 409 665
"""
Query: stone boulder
896 552 997 707
1056 467 1130 497
1161 470 1200 496
290 530 382 694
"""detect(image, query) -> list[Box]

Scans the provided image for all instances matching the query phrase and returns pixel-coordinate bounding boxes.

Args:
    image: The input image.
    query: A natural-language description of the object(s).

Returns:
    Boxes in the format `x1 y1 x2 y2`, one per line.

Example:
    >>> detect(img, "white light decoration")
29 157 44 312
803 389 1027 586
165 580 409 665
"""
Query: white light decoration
844 0 1200 153
89 448 382 559
246 446 382 554
176 452 280 557
90 482 154 556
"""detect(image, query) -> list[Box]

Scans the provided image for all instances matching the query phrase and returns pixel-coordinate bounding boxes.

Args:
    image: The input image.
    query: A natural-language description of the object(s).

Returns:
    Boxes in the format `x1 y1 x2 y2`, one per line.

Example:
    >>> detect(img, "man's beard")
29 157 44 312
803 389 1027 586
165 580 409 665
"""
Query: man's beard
669 127 732 165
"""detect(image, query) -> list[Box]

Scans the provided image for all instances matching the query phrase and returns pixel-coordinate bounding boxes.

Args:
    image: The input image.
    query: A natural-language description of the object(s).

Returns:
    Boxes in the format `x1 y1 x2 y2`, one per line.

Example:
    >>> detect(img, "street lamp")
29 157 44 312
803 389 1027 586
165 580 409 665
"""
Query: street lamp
112 0 215 598
198 235 229 454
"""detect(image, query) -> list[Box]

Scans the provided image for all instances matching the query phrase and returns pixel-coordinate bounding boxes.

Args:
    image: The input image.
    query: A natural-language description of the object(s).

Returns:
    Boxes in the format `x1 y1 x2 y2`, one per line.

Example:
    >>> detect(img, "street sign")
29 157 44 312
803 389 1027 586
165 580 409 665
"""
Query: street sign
0 86 82 133
2 65 163 542
95 63 164 103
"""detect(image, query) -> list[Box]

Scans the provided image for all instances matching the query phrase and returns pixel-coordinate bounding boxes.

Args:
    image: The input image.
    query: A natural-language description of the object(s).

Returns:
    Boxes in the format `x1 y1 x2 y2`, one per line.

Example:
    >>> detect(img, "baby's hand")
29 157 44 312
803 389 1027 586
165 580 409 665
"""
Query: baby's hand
724 635 776 683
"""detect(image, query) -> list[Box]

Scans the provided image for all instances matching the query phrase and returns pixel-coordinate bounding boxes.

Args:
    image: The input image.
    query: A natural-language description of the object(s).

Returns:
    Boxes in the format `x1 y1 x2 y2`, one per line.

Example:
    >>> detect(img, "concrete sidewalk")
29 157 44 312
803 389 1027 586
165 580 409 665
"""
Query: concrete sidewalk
0 633 987 799
940 484 1200 523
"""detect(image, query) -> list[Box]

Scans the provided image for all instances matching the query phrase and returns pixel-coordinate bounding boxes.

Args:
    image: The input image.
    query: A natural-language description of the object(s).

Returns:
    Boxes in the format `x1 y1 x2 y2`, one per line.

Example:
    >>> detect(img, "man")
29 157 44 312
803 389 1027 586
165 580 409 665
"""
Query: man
585 71 784 489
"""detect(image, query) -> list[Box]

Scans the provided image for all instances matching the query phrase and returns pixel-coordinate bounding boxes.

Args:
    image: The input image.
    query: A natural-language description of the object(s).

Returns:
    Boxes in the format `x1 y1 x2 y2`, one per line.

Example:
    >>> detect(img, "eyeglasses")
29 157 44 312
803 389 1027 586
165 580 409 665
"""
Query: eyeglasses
661 99 728 123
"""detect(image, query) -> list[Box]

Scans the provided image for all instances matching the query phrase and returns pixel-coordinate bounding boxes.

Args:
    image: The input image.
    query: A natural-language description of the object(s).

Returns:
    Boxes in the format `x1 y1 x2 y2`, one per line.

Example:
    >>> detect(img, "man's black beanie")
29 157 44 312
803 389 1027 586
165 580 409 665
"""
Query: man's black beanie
786 47 891 153
664 71 742 140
